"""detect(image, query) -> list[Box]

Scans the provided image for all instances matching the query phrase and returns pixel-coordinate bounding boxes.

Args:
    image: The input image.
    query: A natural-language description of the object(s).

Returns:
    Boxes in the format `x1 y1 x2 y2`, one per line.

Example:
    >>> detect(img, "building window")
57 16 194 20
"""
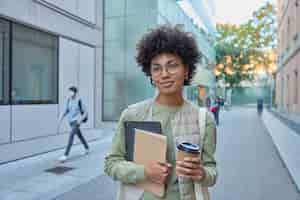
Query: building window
0 19 10 105
295 70 298 104
11 23 58 104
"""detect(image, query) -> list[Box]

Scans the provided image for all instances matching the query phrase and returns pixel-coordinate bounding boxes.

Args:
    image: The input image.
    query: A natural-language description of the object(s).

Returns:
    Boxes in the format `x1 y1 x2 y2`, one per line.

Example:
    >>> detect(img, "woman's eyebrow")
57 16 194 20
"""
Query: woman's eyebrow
150 63 161 66
166 59 177 64
151 59 177 65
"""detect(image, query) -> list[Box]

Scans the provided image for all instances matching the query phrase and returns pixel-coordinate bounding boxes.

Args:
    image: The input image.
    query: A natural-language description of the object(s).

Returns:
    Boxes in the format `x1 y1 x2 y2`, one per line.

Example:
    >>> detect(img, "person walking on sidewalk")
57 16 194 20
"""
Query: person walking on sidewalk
58 86 89 162
104 25 217 200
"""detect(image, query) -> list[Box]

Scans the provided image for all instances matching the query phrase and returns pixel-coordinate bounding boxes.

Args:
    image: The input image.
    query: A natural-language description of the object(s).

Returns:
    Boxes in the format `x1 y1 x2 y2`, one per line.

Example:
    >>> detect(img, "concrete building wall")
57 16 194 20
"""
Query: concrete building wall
276 0 300 114
0 0 103 163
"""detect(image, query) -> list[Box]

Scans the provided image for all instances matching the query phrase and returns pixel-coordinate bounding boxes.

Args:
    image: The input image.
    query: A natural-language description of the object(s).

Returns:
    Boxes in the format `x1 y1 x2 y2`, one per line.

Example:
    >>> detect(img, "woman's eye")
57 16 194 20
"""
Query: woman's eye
168 63 178 68
151 66 161 71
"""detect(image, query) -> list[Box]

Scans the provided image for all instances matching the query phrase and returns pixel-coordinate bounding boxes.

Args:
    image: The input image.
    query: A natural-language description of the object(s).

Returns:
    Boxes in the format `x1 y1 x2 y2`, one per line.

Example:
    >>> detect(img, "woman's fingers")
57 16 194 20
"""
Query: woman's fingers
176 165 203 175
176 160 205 180
156 162 171 173
176 160 202 169
183 157 201 163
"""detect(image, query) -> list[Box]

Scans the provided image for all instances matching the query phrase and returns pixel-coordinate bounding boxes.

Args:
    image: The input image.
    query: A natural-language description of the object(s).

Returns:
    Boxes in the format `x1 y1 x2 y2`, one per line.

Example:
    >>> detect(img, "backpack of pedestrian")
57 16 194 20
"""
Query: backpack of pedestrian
210 106 217 113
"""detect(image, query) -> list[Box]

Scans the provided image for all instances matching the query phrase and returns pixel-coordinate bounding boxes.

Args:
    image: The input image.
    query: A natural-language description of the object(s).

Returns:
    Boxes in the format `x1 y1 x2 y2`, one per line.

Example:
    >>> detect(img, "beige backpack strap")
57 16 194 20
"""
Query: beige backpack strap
198 107 206 146
194 107 210 200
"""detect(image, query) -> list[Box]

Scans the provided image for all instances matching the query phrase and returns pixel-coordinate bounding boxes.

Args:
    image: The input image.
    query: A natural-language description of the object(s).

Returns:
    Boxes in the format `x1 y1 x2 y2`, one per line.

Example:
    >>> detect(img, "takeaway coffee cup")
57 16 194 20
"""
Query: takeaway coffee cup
176 142 201 196
176 142 200 161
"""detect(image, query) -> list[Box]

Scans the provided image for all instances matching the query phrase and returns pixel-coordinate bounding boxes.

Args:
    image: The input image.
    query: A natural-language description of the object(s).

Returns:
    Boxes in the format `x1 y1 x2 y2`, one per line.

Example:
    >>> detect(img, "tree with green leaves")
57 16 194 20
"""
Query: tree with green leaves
214 2 277 88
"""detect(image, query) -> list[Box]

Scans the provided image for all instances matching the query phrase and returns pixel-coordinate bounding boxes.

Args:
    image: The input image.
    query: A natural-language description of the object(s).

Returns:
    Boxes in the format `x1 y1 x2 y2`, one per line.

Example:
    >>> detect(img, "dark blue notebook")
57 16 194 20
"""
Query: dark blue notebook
123 121 162 161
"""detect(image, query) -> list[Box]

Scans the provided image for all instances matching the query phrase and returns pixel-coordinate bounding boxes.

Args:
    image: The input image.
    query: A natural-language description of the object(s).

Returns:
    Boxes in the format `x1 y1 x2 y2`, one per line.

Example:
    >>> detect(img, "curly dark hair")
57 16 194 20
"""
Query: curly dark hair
136 25 201 85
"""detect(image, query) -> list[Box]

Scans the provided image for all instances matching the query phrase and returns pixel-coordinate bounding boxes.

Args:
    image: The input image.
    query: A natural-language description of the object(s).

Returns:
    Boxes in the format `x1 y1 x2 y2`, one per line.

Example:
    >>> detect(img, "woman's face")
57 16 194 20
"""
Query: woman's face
69 90 76 98
150 53 188 96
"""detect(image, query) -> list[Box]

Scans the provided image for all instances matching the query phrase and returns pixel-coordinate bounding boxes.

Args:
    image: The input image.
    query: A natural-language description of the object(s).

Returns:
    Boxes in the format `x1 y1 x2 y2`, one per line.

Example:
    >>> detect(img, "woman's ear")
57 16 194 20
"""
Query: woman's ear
184 70 189 80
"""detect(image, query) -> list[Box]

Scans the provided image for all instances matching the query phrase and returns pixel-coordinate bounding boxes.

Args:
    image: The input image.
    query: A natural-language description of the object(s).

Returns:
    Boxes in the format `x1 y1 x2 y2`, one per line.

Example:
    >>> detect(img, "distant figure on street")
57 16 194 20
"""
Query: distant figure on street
210 96 222 125
210 99 219 126
58 86 89 162
257 98 264 115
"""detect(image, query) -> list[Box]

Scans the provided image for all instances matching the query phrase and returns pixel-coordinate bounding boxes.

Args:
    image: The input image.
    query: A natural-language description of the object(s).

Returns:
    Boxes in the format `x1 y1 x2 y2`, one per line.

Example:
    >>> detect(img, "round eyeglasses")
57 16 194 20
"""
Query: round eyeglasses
150 63 181 77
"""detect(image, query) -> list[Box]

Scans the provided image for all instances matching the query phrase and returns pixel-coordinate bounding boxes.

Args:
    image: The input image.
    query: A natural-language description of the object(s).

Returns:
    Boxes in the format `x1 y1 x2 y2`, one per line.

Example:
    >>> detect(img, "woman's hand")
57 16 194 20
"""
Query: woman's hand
145 162 172 185
176 157 205 181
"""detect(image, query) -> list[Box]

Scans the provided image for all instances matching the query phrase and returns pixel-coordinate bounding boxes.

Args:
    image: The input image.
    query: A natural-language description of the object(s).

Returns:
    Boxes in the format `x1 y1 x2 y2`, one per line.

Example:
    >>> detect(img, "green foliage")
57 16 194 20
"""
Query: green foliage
214 2 277 87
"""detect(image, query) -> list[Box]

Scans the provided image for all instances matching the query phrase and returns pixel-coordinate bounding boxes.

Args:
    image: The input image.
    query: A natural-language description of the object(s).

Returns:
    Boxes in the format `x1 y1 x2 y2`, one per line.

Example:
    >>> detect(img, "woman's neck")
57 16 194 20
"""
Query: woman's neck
155 93 184 106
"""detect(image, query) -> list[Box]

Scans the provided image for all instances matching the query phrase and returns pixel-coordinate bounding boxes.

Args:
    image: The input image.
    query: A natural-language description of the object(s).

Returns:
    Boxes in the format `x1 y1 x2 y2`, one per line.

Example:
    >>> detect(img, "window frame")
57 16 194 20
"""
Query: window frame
3 19 60 105
0 18 10 105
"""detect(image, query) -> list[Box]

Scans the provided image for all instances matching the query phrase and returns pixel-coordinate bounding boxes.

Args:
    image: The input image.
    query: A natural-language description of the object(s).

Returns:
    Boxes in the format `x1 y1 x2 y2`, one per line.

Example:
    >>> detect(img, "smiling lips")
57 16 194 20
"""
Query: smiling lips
159 81 174 88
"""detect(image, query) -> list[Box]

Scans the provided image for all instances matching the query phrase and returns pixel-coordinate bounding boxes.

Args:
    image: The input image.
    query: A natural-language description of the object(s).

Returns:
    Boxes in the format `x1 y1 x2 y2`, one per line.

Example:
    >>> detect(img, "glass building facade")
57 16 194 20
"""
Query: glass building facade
0 18 59 106
104 0 216 120
0 0 101 163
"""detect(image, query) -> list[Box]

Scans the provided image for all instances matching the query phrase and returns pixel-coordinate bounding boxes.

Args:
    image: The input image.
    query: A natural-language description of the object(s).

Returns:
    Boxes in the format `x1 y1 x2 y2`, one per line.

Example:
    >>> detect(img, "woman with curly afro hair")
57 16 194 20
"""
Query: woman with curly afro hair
105 25 217 200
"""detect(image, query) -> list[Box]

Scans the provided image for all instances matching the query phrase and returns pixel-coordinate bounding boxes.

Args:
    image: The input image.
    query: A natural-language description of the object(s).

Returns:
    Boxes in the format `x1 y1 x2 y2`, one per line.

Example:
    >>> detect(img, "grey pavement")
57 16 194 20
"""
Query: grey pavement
0 126 116 200
1 108 300 200
53 175 117 200
49 107 300 200
269 109 300 136
211 108 300 199
262 109 300 192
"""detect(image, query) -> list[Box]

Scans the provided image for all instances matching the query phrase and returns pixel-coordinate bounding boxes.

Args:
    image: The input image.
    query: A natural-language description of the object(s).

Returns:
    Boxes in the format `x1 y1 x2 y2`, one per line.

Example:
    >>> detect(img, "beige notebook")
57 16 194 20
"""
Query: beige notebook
133 129 167 197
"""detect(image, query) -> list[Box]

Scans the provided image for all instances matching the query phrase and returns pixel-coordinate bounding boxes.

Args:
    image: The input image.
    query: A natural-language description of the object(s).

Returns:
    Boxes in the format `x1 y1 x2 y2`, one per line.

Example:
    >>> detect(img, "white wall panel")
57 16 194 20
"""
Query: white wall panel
12 105 58 141
79 44 95 129
42 0 77 16
0 0 100 46
59 38 79 132
78 0 96 24
0 106 10 144
42 0 95 24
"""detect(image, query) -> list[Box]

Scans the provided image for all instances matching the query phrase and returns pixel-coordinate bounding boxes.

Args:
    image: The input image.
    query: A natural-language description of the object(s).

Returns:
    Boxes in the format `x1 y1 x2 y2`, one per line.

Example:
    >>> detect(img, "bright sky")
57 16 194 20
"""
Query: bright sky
214 0 277 24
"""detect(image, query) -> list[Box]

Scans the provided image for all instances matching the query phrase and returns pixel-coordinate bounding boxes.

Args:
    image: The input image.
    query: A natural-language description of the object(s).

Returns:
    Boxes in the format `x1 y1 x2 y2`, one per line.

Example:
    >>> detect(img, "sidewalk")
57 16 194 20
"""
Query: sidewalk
0 129 115 200
262 110 300 192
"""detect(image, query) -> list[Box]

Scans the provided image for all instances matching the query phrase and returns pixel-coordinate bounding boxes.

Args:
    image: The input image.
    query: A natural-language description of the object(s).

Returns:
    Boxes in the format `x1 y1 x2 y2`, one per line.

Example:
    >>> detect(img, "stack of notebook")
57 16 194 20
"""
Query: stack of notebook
123 121 166 197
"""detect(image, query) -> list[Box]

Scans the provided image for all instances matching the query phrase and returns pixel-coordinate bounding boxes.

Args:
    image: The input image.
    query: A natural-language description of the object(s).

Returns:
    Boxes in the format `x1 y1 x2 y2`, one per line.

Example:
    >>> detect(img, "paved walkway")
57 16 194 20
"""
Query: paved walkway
262 110 300 192
212 108 300 199
0 133 114 200
1 108 300 200
269 109 300 136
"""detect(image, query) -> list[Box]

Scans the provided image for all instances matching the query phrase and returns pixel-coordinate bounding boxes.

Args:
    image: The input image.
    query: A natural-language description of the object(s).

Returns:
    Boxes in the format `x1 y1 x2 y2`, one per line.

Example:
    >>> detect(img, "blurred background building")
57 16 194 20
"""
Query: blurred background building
103 0 216 120
276 0 300 114
0 0 216 163
0 0 103 163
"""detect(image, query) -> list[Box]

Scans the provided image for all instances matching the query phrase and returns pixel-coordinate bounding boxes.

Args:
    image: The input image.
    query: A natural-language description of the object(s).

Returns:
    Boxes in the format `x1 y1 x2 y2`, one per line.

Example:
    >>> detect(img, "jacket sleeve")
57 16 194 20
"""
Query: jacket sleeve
104 109 145 184
199 112 217 187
